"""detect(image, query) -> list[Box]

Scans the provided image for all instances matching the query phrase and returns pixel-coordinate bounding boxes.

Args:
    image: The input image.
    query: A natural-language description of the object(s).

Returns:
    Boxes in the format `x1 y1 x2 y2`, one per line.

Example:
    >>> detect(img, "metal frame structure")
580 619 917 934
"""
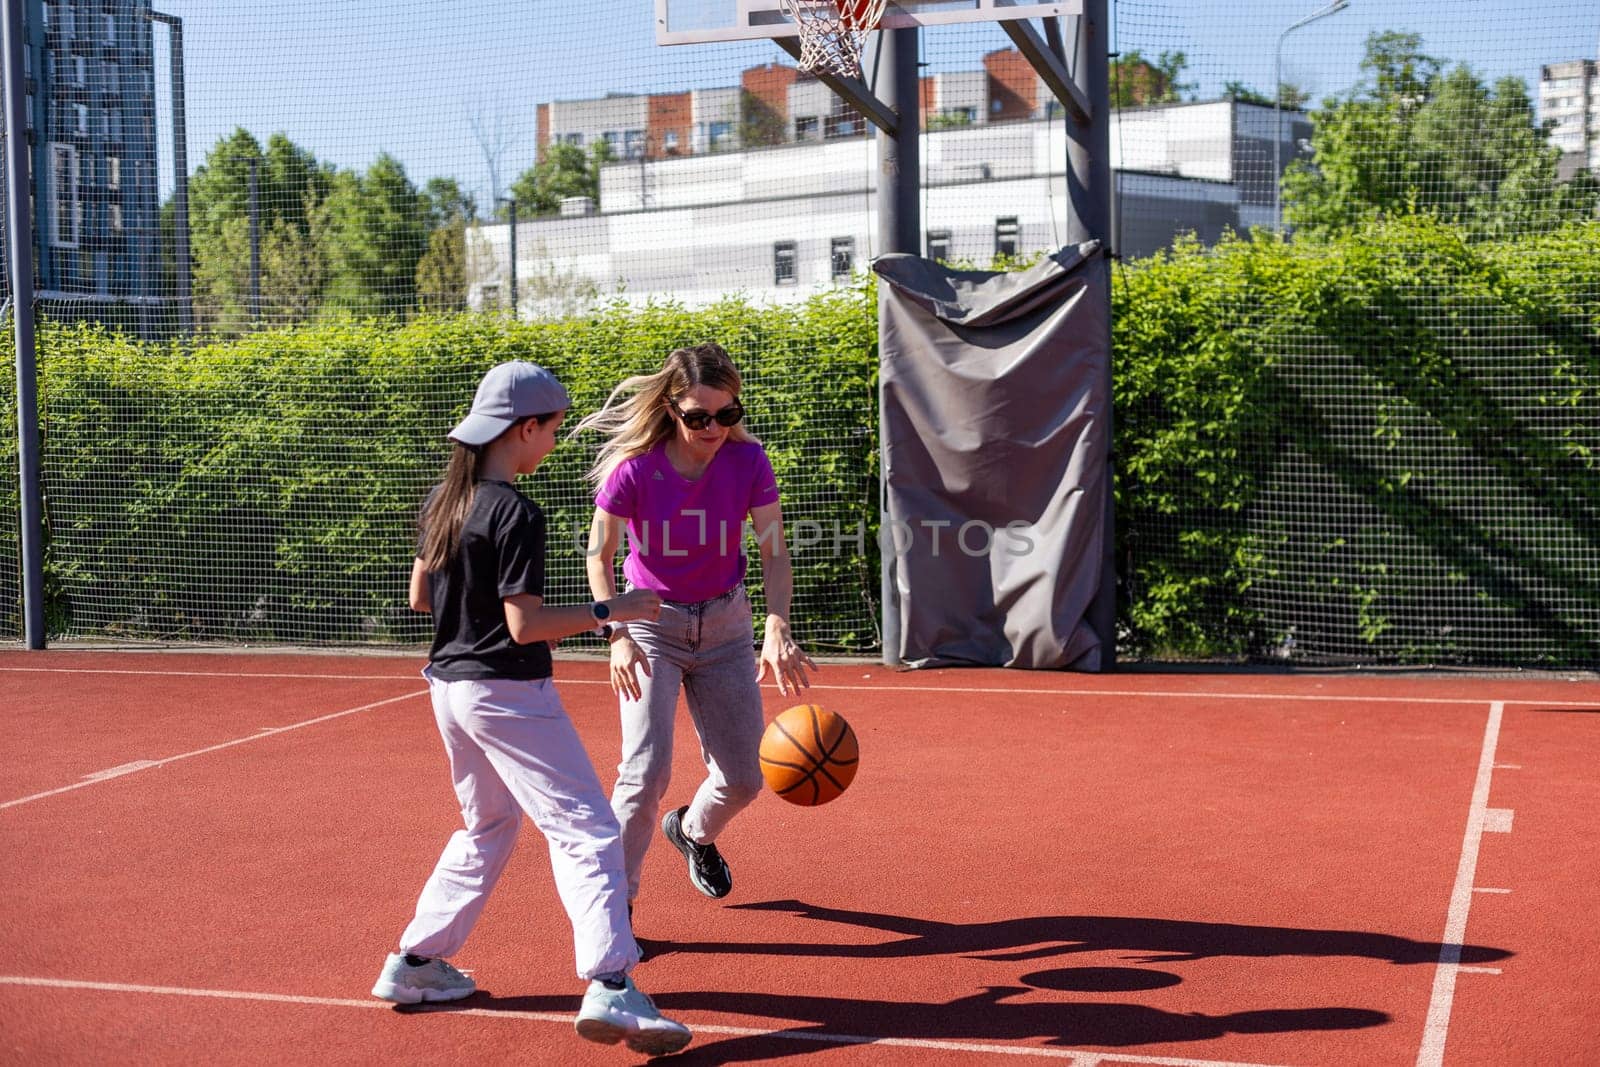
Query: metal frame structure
661 0 1115 668
3 0 44 648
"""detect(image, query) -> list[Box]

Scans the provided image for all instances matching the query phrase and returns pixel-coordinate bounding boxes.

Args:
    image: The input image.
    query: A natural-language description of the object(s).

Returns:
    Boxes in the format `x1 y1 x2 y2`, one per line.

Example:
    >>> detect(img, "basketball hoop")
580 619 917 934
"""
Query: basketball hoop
777 0 888 79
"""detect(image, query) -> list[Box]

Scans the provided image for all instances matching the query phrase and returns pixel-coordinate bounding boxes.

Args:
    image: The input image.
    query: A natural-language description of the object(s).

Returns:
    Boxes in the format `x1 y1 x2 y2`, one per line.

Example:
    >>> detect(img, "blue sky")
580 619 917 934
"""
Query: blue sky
148 0 1599 204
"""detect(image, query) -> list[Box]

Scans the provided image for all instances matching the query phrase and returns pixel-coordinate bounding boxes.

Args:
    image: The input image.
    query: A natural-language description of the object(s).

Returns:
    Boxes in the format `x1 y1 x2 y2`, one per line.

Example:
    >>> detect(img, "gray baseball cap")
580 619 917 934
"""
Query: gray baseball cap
448 361 571 446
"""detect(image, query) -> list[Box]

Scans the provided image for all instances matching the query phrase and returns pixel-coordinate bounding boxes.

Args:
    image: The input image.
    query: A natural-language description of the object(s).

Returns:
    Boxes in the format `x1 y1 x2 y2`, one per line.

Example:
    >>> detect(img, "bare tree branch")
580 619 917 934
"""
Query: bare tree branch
467 99 521 210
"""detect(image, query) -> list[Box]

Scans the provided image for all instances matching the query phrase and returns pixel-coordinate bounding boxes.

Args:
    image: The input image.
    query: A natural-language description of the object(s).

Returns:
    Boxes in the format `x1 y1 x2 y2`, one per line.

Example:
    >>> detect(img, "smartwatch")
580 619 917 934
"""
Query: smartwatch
590 600 611 637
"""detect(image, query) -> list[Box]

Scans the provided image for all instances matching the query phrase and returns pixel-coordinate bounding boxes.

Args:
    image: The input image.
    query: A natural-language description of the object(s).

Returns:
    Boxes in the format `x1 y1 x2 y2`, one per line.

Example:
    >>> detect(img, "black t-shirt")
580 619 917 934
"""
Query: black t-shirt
423 480 553 681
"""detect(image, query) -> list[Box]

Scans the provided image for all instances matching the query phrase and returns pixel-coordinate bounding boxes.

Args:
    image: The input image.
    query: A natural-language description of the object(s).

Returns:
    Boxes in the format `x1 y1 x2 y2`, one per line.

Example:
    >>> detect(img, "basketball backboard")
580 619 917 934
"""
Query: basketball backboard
657 0 1080 46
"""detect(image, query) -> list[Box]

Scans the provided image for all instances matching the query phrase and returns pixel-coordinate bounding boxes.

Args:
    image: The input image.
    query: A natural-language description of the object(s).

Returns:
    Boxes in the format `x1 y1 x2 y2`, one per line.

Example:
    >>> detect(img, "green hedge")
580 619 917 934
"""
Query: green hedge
5 216 1598 664
13 290 877 650
1115 216 1600 663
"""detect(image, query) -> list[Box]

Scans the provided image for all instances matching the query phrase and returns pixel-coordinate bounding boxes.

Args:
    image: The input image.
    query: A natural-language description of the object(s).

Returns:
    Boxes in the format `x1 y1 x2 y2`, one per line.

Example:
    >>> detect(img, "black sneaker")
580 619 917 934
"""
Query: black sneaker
661 806 732 899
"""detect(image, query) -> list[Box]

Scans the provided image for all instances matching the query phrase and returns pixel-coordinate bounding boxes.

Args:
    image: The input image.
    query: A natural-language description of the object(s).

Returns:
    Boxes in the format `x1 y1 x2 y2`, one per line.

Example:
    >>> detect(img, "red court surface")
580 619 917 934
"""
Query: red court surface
2 649 1597 1065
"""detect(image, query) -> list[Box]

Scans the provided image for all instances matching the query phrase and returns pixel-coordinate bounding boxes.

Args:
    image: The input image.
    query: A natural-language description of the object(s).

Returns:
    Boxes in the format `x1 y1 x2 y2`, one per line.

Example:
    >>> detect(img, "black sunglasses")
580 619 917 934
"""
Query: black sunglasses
671 400 745 431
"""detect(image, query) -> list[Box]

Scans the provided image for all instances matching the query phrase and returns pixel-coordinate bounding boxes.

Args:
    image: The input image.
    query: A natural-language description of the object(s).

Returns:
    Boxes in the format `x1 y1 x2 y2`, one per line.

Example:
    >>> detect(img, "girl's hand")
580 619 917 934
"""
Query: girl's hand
609 634 653 702
757 615 817 697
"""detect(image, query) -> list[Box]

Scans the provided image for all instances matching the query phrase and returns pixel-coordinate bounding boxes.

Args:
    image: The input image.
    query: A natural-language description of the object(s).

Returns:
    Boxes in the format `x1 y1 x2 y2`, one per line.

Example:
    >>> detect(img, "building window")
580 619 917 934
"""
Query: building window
927 229 951 263
75 103 89 134
795 116 820 140
48 142 80 248
561 132 583 146
830 236 855 281
663 130 679 153
106 156 120 190
624 130 645 159
823 106 859 139
774 241 797 286
108 202 123 232
709 121 734 149
995 216 1020 258
103 13 116 44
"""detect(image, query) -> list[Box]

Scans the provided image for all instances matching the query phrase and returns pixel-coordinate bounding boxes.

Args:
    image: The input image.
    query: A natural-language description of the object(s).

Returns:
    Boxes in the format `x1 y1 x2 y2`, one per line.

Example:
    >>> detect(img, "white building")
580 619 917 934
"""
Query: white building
1539 58 1599 177
470 100 1306 317
541 87 744 160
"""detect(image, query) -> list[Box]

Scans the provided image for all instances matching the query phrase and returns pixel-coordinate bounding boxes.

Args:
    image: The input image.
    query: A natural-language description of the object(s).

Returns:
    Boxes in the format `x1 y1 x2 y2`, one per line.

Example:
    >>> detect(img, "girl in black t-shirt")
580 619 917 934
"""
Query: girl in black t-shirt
370 361 691 1056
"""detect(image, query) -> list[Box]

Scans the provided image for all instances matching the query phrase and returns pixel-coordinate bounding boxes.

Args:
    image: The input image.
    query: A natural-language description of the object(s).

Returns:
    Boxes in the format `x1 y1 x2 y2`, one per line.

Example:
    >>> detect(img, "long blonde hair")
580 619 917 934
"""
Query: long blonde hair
574 342 758 488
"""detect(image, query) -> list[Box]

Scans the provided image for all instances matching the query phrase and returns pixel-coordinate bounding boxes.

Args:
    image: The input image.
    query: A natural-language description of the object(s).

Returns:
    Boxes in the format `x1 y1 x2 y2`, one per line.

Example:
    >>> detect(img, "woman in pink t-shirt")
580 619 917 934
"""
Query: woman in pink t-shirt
577 342 816 910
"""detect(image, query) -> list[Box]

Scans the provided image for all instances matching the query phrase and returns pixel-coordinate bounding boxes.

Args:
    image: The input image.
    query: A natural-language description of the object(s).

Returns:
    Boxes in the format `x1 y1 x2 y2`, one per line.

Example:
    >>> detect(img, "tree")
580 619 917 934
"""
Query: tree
1110 50 1193 107
415 218 467 312
506 141 615 217
1221 81 1306 108
322 153 429 316
414 177 474 312
741 89 787 148
1222 81 1269 107
1282 31 1600 238
419 177 476 229
187 129 336 331
467 101 519 210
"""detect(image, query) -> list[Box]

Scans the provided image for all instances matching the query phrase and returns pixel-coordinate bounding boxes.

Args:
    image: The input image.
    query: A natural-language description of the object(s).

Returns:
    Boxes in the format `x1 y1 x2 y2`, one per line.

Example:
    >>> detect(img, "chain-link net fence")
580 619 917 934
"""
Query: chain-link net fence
2 0 1597 664
1112 0 1599 664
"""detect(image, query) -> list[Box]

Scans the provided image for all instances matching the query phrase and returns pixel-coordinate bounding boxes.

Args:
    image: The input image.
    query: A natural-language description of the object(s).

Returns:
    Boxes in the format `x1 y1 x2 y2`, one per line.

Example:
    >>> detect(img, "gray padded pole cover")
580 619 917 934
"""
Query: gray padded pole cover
874 241 1108 669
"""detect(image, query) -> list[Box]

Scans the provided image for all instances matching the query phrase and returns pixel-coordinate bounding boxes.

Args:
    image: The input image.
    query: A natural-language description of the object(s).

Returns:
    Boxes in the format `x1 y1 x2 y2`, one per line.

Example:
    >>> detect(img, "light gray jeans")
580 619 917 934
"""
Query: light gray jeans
400 668 638 979
611 583 766 901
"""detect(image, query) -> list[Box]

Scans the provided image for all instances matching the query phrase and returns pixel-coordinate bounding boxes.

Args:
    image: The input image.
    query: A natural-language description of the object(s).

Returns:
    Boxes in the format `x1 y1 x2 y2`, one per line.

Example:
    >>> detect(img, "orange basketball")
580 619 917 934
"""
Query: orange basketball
759 704 859 806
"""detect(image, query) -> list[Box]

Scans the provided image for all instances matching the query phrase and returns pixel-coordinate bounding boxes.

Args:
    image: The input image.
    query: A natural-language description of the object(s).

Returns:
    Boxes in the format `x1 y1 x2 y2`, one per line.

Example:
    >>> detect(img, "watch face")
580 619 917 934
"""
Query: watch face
593 601 611 622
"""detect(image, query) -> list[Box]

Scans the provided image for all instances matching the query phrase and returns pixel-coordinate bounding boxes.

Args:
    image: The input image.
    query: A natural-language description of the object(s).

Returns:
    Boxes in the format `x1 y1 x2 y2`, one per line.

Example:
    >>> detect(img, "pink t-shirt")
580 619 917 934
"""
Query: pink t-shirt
596 440 781 602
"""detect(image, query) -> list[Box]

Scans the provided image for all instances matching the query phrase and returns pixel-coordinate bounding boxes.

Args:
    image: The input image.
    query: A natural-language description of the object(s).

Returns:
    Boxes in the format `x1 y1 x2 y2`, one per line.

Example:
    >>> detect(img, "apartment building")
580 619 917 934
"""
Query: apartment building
1539 58 1599 178
1 0 161 300
534 48 1078 162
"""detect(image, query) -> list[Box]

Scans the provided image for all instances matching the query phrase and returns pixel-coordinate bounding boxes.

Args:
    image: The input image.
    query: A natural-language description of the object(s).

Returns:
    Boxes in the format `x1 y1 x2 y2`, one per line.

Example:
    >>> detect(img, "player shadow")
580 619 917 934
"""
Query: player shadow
427 985 1388 1063
652 899 1514 967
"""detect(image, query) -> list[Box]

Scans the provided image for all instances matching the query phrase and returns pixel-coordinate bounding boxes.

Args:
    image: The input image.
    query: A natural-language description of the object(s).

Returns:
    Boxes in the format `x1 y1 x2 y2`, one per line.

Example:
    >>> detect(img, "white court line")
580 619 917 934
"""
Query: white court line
0 666 419 681
1417 701 1505 1067
4 665 1598 707
0 690 427 811
0 975 1295 1067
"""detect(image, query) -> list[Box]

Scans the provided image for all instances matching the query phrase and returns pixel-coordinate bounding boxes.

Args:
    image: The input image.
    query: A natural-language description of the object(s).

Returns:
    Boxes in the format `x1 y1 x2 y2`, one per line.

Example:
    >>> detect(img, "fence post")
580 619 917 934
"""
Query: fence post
3 0 45 647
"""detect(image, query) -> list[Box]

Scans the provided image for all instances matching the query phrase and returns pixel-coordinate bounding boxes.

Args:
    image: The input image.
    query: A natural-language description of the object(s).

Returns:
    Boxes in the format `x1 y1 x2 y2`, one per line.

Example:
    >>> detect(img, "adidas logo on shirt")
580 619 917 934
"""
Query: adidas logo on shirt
652 470 666 481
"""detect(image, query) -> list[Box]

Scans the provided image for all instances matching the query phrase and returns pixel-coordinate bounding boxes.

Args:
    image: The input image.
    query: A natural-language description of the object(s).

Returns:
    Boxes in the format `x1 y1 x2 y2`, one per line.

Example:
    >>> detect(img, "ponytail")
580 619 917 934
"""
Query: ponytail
417 443 481 572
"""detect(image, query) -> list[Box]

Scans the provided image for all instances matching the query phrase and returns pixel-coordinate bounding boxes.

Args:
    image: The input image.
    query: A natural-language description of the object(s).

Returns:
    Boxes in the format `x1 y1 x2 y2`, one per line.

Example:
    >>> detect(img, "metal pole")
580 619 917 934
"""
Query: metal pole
3 0 46 647
1274 1 1349 230
1273 37 1283 230
1065 0 1116 669
149 12 190 333
876 25 919 666
246 156 260 320
507 197 517 316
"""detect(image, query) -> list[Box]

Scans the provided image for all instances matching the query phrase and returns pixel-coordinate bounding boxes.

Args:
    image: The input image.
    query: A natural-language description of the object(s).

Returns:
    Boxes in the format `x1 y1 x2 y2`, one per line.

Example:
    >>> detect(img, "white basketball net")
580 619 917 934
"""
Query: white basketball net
777 0 888 79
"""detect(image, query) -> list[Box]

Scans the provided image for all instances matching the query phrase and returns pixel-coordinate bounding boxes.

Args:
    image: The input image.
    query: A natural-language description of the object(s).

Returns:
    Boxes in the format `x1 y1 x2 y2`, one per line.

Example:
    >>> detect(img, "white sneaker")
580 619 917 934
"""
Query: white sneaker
575 974 692 1055
370 952 476 1004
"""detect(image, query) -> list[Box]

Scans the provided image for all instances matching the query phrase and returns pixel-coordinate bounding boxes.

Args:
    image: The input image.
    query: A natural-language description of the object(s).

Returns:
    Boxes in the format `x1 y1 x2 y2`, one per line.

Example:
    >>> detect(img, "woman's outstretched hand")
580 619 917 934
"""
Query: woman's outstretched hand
609 633 653 701
757 615 817 697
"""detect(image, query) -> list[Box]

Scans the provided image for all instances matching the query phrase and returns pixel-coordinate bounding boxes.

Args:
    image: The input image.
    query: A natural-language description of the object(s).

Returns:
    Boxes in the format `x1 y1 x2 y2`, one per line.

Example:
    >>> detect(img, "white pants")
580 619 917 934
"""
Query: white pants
397 669 638 979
